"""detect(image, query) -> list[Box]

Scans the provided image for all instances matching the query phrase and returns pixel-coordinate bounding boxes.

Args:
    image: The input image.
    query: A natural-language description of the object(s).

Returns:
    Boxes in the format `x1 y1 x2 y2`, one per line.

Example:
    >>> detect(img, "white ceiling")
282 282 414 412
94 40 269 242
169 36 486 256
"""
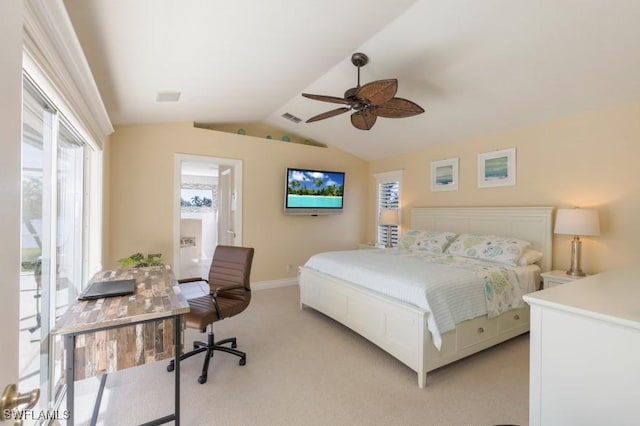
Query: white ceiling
63 0 640 161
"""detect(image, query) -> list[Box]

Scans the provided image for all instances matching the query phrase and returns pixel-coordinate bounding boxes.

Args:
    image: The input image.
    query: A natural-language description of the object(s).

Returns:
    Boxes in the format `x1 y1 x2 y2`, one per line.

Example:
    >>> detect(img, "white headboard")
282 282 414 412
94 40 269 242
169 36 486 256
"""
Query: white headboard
410 206 554 272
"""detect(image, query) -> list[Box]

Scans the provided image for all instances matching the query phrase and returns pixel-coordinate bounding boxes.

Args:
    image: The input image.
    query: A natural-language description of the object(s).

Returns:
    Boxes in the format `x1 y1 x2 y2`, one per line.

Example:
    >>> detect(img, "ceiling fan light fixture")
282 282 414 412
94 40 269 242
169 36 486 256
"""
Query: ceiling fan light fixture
301 52 424 130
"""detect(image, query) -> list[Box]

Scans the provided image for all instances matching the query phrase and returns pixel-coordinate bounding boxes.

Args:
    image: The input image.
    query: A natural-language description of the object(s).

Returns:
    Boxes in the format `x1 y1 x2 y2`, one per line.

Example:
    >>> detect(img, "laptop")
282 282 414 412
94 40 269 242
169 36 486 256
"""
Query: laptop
77 278 136 301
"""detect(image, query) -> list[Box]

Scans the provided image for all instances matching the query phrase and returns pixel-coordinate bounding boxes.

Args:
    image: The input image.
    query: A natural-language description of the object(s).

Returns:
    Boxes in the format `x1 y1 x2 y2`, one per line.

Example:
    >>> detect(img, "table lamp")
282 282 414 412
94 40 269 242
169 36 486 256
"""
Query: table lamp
379 208 400 248
554 208 600 277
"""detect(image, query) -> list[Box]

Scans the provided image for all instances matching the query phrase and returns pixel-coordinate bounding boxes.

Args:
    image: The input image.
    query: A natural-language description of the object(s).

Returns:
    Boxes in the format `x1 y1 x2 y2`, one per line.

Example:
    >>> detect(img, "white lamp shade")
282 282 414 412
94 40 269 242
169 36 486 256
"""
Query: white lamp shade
554 208 600 236
379 208 400 226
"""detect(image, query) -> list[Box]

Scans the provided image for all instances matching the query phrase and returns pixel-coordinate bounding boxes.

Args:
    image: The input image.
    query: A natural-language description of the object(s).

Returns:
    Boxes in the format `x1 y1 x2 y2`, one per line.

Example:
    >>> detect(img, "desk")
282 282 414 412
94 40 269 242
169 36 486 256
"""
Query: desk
52 265 190 425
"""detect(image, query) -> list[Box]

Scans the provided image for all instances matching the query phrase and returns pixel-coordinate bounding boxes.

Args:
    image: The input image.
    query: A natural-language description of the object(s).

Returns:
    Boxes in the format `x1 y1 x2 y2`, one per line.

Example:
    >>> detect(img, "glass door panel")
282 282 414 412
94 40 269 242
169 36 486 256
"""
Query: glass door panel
52 122 85 403
20 78 54 411
20 76 87 415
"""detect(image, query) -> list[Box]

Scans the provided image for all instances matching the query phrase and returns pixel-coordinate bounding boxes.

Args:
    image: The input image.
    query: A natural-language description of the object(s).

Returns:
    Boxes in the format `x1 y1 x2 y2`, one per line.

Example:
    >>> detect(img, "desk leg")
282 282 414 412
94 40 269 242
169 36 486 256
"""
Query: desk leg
90 374 108 426
174 315 181 426
65 334 75 426
137 316 183 426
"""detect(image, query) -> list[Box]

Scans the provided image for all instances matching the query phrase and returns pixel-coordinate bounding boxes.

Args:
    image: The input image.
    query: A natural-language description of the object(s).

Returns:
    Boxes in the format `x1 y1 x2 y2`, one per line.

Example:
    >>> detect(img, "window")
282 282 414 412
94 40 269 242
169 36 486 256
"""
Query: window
180 183 217 212
374 170 402 247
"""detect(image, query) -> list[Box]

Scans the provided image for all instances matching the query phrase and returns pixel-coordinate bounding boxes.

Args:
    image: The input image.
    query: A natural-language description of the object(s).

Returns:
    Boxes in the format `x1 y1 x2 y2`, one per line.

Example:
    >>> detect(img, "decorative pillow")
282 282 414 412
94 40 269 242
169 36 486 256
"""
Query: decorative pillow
445 234 532 266
398 229 458 254
518 249 543 266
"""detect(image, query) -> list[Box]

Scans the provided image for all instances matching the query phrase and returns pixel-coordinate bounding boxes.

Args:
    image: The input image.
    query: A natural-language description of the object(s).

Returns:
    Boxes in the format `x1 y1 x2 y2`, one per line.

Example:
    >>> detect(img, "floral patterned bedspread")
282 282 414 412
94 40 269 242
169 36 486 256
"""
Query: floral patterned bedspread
410 252 525 318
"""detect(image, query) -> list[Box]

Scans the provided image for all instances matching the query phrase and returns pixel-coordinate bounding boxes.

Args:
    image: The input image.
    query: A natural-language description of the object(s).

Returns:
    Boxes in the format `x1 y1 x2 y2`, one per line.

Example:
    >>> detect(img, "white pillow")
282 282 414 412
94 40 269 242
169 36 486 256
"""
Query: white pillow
398 229 457 254
445 234 532 266
518 249 543 266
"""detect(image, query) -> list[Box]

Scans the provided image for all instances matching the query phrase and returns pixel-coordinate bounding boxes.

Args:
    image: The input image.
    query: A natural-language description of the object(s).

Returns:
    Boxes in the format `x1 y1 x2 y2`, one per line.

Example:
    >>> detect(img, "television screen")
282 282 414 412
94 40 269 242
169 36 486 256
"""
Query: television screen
284 168 345 215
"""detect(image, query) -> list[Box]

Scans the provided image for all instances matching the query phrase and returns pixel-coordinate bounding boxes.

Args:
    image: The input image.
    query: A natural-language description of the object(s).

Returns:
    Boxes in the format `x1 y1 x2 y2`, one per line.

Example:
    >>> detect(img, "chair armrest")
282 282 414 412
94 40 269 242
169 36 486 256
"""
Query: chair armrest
177 277 208 284
211 284 247 298
210 285 247 319
210 295 223 320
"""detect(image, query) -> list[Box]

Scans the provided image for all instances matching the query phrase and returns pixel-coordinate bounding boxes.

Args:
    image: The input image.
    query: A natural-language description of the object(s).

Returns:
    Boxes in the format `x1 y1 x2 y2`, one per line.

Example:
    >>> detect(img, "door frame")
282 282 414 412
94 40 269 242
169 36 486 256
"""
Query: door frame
0 0 23 395
172 154 243 278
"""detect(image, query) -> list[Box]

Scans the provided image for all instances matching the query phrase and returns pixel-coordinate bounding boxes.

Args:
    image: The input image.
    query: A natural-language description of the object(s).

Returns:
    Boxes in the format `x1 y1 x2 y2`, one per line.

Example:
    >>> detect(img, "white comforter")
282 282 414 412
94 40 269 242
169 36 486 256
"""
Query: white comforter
303 248 539 350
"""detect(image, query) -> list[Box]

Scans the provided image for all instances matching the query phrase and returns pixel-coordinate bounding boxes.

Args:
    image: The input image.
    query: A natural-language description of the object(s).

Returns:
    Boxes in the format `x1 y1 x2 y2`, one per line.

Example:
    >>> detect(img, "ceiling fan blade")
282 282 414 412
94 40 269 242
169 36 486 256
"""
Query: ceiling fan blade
301 93 351 105
375 97 425 118
306 107 350 123
350 110 378 130
355 79 398 106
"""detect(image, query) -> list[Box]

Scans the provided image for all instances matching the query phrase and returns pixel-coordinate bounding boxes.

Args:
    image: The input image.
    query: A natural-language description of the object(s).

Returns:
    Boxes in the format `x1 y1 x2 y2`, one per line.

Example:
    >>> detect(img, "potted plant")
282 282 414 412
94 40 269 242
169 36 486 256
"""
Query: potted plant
117 252 163 269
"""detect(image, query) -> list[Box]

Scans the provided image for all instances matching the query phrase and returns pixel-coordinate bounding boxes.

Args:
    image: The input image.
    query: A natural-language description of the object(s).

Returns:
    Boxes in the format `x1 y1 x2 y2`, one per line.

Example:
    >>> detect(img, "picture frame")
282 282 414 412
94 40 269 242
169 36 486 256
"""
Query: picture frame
430 158 459 191
477 148 516 188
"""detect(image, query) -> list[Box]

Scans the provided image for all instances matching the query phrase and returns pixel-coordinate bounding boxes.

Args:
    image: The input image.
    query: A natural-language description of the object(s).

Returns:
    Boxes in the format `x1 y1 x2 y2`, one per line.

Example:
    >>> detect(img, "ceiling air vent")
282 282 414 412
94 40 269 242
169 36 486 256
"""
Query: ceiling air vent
156 91 181 102
282 112 302 124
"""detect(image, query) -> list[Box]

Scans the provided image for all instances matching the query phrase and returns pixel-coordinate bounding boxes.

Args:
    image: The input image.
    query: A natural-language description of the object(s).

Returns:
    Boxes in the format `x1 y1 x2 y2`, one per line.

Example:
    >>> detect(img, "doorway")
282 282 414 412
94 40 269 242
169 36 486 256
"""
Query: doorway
173 154 243 279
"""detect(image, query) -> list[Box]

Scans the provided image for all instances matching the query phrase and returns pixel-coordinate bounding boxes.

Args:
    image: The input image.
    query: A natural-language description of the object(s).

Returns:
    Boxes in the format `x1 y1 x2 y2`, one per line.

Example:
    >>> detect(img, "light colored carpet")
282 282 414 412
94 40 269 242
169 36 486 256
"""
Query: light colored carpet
71 285 529 425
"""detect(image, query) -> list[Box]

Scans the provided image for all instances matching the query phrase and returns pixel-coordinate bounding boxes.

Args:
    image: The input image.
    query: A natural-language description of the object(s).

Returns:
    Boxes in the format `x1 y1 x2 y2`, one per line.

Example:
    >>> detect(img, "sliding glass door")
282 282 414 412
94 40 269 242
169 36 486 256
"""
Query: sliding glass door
20 76 88 412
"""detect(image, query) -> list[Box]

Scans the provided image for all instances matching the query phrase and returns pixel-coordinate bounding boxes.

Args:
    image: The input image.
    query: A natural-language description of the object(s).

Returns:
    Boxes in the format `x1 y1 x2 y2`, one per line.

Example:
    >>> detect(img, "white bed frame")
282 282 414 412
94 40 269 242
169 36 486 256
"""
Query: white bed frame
299 206 554 388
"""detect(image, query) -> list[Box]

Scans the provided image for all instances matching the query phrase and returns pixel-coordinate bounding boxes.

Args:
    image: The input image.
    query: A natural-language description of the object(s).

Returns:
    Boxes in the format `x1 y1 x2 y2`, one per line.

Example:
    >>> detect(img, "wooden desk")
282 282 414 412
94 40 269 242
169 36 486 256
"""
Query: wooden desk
52 265 190 426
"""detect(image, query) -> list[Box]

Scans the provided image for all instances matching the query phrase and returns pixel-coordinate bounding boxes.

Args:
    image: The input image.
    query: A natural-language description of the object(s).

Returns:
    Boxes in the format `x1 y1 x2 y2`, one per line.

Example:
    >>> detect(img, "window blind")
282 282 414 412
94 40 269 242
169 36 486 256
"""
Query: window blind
377 181 400 247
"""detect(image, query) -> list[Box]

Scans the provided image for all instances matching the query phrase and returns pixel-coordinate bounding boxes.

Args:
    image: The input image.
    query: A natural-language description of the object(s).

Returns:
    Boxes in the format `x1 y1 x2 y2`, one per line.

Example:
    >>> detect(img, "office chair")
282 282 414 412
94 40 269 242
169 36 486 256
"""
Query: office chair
168 245 254 384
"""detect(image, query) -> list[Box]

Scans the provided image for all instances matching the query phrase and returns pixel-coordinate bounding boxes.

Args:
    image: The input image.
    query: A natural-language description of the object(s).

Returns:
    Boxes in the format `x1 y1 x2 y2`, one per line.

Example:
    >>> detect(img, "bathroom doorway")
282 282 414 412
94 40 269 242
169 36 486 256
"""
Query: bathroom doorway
173 154 243 279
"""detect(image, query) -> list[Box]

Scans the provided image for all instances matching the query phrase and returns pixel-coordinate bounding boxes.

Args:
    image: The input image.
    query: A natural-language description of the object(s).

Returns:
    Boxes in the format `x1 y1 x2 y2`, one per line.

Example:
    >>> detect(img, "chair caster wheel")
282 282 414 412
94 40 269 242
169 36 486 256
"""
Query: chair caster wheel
167 361 175 372
198 375 207 384
239 357 246 366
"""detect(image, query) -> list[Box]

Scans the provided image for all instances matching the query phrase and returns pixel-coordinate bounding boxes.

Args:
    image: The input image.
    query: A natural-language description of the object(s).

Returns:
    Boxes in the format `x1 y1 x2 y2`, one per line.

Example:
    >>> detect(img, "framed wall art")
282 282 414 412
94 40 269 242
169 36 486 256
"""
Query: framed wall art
430 158 459 191
477 148 516 188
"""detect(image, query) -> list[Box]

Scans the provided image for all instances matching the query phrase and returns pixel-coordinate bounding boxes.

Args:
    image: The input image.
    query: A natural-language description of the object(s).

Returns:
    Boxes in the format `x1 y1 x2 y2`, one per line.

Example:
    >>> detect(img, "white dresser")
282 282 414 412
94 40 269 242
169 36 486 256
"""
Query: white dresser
523 267 640 426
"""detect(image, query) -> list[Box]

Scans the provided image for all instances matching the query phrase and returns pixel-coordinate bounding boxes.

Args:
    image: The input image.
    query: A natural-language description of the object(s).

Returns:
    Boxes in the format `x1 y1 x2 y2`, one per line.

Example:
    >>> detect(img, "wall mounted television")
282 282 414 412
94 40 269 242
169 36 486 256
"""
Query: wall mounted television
284 167 345 215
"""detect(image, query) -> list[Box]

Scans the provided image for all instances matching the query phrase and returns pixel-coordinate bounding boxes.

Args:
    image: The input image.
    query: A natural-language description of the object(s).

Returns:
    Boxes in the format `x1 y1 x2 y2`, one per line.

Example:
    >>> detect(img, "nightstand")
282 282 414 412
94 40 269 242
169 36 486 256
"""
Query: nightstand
541 270 586 289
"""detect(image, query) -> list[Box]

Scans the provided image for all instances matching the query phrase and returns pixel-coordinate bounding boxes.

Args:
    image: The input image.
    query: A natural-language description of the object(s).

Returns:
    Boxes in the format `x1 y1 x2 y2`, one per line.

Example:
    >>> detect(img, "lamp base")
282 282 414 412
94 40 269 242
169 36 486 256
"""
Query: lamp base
566 236 586 277
565 268 586 277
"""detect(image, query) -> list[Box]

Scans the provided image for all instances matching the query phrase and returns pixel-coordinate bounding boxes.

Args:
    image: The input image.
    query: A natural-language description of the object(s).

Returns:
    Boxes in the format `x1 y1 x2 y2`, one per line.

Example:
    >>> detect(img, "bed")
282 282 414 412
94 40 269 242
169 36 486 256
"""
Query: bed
298 206 554 388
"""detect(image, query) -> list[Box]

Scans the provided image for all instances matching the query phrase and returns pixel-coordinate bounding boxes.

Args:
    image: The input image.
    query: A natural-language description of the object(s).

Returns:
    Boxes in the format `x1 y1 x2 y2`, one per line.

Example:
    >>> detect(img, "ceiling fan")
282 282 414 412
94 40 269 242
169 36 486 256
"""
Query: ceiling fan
302 52 425 130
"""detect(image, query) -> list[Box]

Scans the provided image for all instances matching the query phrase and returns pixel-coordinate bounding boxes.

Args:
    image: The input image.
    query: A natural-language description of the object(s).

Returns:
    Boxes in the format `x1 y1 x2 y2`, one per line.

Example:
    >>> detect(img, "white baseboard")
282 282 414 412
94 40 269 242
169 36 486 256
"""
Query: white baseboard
252 277 298 291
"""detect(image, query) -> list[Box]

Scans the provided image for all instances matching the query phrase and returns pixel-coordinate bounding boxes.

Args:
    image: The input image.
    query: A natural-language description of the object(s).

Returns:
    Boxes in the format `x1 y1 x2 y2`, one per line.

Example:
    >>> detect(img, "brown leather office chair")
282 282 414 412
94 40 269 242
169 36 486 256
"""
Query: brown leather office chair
168 245 254 384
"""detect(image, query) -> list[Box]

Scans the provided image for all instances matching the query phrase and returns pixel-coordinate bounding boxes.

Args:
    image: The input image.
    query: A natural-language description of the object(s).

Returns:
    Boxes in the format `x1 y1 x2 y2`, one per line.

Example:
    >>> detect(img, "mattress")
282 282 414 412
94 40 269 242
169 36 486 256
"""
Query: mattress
303 248 540 349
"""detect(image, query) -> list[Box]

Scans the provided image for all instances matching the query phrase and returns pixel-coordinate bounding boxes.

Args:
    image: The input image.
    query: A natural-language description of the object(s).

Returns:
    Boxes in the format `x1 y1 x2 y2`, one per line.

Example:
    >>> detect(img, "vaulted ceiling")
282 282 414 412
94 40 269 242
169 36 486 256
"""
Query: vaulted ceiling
64 0 640 160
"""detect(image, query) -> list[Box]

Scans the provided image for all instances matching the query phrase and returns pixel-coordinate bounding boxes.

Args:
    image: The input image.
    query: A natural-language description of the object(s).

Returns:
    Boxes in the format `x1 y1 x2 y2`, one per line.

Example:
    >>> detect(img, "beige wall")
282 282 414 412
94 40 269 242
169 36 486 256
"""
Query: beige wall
106 122 369 281
369 103 640 274
108 104 640 280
